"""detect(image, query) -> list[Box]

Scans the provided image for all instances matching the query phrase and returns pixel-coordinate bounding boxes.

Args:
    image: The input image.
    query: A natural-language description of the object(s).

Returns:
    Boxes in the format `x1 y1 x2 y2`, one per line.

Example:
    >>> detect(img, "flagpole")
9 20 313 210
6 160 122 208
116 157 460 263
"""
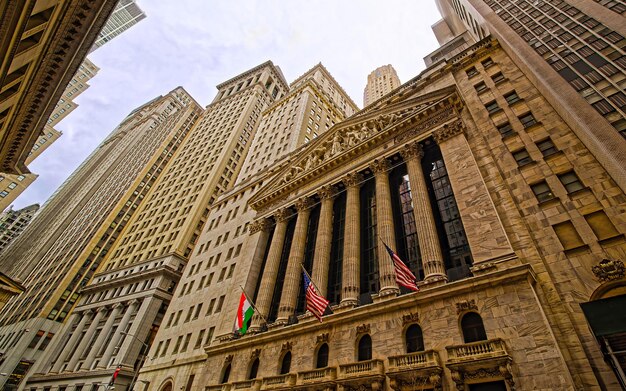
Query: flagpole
239 285 269 325
300 263 324 295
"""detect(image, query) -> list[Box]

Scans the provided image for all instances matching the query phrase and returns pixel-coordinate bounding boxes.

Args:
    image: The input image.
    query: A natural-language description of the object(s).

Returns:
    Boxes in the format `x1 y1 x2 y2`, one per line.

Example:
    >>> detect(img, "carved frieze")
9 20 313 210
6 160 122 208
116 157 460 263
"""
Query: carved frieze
433 120 465 144
402 312 420 325
394 106 455 144
456 299 478 314
592 259 625 282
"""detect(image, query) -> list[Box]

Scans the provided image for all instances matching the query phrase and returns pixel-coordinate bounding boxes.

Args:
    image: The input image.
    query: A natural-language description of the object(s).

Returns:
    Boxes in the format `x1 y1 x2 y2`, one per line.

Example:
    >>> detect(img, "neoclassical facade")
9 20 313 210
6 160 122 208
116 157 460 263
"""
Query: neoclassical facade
136 38 625 391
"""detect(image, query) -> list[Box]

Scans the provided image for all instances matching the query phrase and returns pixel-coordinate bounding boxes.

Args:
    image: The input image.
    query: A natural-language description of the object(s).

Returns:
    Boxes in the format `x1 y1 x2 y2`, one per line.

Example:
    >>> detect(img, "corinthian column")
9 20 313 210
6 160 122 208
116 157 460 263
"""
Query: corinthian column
341 172 363 307
250 208 292 331
277 197 313 324
311 185 337 297
401 142 447 283
371 158 399 296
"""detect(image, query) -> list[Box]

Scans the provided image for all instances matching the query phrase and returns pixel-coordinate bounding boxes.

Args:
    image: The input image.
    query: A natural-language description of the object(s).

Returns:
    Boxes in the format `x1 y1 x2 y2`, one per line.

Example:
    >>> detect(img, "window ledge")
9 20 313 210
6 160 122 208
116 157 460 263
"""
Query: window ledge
518 160 537 169
538 197 561 207
543 150 564 160
598 234 625 246
508 98 525 107
523 121 543 131
488 108 504 116
567 186 592 198
501 132 518 141
563 244 590 255
493 78 509 85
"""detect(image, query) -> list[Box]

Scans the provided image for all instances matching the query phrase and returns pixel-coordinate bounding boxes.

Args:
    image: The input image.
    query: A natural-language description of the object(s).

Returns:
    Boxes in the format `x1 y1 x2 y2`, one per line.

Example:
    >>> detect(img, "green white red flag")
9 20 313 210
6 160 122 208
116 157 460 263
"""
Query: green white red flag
234 292 254 335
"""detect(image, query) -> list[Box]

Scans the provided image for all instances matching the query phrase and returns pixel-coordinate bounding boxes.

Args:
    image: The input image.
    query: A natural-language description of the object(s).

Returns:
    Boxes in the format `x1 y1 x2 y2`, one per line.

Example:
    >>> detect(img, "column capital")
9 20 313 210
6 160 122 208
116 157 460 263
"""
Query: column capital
113 302 124 310
318 185 338 201
370 158 391 176
400 142 424 162
97 306 109 314
294 197 314 212
433 120 465 144
82 309 94 317
273 208 293 223
342 172 364 188
249 218 271 235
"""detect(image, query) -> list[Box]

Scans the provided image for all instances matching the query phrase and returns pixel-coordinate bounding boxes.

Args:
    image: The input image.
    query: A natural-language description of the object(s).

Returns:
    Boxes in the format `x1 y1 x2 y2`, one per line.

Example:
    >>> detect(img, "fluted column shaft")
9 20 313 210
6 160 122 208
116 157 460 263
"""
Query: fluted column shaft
51 311 89 373
83 304 123 370
98 300 139 369
341 172 363 306
250 209 292 330
371 158 399 296
67 307 106 371
311 186 337 297
402 143 447 282
118 296 162 367
277 198 313 323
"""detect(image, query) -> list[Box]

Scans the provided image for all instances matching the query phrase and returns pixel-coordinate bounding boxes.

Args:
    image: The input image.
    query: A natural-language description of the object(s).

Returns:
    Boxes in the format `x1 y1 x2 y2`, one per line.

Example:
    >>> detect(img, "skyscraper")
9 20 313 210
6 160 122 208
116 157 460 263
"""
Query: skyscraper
90 0 147 53
0 87 201 390
24 62 290 391
0 203 39 255
363 65 402 107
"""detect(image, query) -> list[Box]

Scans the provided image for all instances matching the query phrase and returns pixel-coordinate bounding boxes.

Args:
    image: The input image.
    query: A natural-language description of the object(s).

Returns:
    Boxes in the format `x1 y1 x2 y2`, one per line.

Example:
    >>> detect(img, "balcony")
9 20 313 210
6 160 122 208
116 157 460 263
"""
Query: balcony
205 385 231 391
231 380 261 390
445 338 515 390
387 350 443 390
295 367 336 390
260 374 296 390
336 359 385 389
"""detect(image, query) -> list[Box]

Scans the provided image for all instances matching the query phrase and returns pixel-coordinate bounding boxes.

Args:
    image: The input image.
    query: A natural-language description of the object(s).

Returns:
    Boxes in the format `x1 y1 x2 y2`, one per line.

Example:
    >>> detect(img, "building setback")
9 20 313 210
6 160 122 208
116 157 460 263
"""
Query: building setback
0 87 201 390
0 203 40 255
363 65 401 107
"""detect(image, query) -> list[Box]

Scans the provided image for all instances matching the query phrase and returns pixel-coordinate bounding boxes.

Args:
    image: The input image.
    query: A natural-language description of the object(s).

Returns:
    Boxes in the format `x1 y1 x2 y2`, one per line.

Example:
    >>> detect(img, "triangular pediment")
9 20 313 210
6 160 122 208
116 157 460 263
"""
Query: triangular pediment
249 85 461 212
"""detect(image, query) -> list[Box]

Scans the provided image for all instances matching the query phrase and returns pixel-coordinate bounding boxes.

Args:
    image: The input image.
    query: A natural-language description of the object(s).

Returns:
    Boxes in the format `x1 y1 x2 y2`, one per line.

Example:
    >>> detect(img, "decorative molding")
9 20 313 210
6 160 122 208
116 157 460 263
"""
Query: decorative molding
592 259 625 282
394 106 456 144
400 142 424 162
316 333 330 344
318 185 338 201
273 208 293 223
433 120 465 144
402 312 420 325
370 158 391 175
281 341 293 352
224 354 233 363
356 323 370 335
342 172 364 188
294 197 314 212
250 348 261 359
248 218 271 235
456 299 478 314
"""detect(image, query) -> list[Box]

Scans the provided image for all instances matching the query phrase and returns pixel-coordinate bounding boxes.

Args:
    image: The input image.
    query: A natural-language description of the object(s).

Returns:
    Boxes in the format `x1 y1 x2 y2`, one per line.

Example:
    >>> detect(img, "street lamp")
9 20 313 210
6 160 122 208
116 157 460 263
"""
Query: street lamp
119 331 149 391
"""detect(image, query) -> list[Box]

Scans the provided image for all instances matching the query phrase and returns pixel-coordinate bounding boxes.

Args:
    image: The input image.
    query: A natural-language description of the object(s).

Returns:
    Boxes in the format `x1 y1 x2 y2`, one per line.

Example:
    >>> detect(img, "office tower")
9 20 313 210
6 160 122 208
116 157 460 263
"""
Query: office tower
0 203 39 254
434 0 626 192
0 0 117 175
0 87 201 390
126 40 623 391
90 0 147 53
363 65 401 107
25 62 289 391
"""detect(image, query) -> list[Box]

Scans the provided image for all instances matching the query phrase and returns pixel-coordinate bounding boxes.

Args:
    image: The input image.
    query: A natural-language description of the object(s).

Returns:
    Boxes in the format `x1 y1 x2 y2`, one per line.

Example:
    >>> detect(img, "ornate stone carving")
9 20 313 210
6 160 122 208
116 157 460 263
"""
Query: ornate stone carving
456 299 478 314
273 208 292 223
294 197 314 212
402 312 420 325
303 146 327 171
400 142 424 162
356 323 370 335
370 158 391 175
433 120 465 144
592 259 625 282
318 185 338 200
394 106 455 144
248 218 271 235
250 348 261 359
342 172 364 188
316 333 330 343
281 341 293 352
224 354 233 363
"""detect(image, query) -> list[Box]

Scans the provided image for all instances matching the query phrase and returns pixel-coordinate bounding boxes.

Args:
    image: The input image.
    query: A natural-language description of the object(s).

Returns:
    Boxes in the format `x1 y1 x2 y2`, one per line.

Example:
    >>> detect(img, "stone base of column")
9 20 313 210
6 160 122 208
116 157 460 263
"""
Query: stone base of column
338 298 358 309
422 275 447 287
373 288 399 303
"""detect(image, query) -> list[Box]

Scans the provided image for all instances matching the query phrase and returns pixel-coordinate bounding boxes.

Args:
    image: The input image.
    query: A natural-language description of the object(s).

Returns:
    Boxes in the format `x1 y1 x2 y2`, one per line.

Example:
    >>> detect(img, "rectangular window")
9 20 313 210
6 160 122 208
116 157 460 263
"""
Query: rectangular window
215 295 225 313
497 122 515 138
466 66 478 77
553 221 585 250
491 72 505 84
481 57 494 68
474 82 488 93
518 112 538 128
512 149 533 166
172 335 183 354
585 211 620 241
194 329 205 349
536 138 559 157
531 181 555 203
558 171 584 193
485 100 501 114
205 327 215 345
504 91 521 105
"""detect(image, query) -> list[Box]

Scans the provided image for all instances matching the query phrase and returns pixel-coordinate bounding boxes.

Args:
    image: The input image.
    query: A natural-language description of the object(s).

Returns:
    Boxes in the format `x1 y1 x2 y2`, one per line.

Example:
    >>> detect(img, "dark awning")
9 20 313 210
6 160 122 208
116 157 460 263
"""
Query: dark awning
580 294 626 337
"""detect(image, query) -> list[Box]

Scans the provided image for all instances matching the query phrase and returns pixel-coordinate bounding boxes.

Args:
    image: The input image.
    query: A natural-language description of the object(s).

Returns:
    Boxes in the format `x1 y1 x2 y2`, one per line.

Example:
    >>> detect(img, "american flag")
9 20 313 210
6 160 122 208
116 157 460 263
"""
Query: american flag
383 242 419 292
303 269 330 322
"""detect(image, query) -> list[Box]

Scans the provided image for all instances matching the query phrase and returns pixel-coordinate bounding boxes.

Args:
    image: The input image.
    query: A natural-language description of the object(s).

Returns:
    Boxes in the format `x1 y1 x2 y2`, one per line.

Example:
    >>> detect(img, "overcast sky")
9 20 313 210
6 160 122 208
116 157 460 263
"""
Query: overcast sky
14 1 442 209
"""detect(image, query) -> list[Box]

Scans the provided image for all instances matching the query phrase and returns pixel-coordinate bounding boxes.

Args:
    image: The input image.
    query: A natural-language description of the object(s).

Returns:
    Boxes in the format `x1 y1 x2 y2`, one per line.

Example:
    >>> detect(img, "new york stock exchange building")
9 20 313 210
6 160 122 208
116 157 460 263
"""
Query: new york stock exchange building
136 39 626 391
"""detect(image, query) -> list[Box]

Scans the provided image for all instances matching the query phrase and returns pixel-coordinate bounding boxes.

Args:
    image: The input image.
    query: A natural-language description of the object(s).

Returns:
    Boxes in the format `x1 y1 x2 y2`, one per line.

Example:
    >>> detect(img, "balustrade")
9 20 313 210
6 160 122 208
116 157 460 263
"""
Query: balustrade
446 338 508 363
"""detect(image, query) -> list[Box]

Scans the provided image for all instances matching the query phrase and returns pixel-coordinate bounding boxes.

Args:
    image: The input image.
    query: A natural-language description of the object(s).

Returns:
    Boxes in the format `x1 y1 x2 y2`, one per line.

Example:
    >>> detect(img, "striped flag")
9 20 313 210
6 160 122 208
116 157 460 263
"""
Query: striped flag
302 268 330 322
234 292 255 335
383 242 419 292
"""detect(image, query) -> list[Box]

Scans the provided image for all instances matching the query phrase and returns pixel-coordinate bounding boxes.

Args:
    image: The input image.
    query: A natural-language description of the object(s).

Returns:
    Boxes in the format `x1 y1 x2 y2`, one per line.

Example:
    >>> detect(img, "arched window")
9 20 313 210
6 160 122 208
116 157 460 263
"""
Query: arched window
221 363 231 384
248 358 260 379
280 351 291 374
405 324 424 353
316 343 329 368
461 312 487 343
358 334 372 361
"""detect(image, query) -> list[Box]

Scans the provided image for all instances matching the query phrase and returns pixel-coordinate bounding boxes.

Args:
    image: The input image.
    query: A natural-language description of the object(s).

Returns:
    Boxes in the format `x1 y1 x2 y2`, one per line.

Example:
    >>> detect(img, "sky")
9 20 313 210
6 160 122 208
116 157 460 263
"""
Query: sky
14 1 442 209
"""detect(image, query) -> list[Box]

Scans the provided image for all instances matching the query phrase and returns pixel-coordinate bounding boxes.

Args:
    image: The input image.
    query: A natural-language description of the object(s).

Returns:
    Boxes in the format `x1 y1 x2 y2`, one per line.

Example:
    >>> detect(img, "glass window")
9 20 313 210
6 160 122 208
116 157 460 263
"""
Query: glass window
466 67 478 77
316 343 329 368
280 351 291 374
518 112 538 128
512 149 533 166
531 181 555 202
360 178 378 303
504 91 521 105
248 358 259 379
558 171 584 193
358 334 372 361
491 72 505 84
536 138 558 157
497 122 515 138
461 312 487 343
485 100 501 114
474 82 488 93
327 193 346 305
221 363 231 384
405 324 424 353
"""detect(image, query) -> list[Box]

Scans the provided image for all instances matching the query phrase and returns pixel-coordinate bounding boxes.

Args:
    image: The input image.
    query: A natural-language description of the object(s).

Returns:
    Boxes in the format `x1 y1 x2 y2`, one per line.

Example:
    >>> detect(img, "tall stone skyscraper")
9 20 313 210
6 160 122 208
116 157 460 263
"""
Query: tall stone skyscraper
363 65 401 107
24 62 289 391
433 0 626 192
0 203 39 255
90 0 147 53
0 87 201 390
